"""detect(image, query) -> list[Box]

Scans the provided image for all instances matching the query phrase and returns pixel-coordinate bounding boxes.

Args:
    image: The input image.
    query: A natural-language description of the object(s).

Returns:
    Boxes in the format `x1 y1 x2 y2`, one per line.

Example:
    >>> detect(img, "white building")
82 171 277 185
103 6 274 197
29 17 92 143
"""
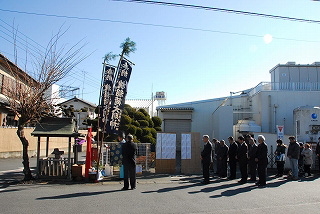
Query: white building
157 62 320 152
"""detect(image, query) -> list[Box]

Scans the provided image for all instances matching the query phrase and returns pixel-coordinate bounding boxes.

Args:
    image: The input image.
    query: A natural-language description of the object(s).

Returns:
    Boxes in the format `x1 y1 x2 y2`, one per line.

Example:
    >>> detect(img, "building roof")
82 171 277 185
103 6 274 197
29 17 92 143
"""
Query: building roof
157 107 194 112
31 117 80 137
269 62 320 73
58 96 97 108
0 53 38 86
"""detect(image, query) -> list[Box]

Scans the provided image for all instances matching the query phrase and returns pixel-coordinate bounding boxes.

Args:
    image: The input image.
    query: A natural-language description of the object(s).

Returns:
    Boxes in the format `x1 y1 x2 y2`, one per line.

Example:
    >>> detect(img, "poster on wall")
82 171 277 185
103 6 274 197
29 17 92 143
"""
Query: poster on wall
277 125 284 140
156 133 176 159
181 133 191 159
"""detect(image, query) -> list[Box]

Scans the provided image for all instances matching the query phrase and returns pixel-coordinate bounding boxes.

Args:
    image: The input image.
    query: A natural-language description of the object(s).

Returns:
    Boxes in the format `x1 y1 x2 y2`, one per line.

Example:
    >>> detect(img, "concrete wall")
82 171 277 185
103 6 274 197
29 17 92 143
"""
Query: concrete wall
0 128 90 158
252 91 320 136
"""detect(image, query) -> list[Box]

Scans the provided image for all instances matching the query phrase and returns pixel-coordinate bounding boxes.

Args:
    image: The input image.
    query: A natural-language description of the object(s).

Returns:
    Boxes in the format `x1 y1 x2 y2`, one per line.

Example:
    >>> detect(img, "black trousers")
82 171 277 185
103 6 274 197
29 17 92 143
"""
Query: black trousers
218 159 228 178
304 164 311 176
229 159 237 178
249 161 257 180
203 162 210 182
318 157 320 172
124 164 136 189
276 161 285 175
239 161 248 181
257 164 267 185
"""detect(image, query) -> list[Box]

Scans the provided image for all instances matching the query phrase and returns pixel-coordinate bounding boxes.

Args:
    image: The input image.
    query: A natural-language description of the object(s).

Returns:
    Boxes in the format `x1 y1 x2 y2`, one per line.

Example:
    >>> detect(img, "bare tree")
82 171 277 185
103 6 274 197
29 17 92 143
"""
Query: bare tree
2 30 86 181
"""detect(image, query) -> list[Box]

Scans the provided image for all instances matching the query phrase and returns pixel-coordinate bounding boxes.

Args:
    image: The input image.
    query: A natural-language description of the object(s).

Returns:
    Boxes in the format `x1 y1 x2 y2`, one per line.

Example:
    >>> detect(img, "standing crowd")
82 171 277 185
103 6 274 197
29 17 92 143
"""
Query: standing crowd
201 135 320 187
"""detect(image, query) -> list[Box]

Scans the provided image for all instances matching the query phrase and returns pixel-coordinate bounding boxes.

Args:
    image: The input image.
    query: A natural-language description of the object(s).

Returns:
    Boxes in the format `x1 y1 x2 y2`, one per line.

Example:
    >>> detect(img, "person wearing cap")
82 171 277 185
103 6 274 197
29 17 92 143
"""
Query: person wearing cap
200 135 212 184
121 134 137 190
316 137 320 174
287 136 300 180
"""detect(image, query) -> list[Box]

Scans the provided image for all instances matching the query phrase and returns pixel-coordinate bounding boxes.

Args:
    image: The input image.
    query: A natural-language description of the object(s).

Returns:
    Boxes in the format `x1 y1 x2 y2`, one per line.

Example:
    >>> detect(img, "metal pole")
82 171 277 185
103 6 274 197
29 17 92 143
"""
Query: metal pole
46 137 49 157
68 137 72 180
36 136 40 177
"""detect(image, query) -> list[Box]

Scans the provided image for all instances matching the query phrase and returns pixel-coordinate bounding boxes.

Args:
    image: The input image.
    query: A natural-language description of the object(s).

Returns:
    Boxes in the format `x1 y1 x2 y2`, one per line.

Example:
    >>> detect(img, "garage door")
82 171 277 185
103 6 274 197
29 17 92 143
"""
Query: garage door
164 119 192 150
164 119 191 173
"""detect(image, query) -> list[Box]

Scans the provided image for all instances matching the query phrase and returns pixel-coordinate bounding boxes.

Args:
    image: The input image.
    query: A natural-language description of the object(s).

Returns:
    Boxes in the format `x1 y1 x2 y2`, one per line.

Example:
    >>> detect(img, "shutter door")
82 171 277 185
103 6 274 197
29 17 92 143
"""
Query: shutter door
164 119 191 173
164 119 191 151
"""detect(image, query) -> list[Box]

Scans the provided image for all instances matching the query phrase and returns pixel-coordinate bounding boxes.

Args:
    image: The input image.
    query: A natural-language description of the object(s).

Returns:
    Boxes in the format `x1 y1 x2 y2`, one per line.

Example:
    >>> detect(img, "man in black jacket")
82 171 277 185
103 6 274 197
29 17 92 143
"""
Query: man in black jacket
316 137 320 173
201 135 212 184
255 135 268 187
248 138 258 181
237 136 248 184
228 136 238 180
122 134 138 190
287 136 300 180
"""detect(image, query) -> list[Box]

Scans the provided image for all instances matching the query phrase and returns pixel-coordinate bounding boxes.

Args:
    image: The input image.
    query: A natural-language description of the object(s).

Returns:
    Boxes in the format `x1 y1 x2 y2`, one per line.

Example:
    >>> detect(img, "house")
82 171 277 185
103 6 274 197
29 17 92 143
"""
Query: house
0 53 39 126
58 96 97 129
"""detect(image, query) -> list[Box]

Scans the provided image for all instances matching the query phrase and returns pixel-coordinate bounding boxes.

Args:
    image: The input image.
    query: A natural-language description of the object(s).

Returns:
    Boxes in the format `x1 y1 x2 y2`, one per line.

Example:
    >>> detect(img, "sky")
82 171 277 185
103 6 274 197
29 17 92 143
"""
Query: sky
1 0 320 106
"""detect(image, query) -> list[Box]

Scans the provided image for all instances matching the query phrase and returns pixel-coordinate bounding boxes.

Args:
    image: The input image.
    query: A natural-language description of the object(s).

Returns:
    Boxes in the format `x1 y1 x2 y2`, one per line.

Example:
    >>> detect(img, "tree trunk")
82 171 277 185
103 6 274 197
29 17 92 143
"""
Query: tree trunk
17 125 33 181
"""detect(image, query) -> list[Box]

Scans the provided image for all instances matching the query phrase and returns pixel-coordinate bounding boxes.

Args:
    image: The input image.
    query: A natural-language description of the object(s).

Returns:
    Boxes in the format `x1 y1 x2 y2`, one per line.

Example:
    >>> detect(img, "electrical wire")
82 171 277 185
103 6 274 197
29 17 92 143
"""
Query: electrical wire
0 8 319 43
112 0 320 24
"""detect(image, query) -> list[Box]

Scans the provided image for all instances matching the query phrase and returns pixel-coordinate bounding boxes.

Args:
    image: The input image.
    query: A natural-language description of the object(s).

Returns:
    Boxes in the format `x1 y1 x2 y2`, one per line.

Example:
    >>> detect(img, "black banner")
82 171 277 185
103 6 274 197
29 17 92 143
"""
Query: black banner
100 65 116 126
106 58 133 134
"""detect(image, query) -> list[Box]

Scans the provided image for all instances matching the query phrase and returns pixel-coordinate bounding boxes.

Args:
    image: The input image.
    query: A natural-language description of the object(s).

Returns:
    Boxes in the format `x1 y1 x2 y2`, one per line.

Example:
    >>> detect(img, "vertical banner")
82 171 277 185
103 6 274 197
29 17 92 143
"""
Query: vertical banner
106 58 133 134
100 65 116 127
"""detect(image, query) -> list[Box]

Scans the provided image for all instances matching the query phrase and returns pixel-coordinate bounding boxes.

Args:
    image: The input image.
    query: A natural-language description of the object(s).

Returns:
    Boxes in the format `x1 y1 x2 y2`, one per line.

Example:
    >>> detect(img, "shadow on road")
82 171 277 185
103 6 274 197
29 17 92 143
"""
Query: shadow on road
142 182 202 194
36 189 122 200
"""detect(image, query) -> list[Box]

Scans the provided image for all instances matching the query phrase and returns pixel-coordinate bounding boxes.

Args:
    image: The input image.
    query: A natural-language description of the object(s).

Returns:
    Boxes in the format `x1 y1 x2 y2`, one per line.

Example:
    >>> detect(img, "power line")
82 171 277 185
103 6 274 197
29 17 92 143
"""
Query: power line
113 0 320 24
0 8 319 43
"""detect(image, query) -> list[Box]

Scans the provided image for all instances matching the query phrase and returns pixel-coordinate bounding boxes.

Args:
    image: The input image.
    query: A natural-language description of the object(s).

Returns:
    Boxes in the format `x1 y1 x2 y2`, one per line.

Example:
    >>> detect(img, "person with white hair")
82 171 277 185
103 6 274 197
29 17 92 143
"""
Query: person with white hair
255 135 268 187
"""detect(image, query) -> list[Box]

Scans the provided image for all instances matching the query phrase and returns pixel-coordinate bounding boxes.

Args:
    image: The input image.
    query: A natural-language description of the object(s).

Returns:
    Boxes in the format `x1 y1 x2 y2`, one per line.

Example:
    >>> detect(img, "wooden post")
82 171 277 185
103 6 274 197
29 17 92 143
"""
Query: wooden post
46 137 49 157
36 136 41 177
68 137 72 180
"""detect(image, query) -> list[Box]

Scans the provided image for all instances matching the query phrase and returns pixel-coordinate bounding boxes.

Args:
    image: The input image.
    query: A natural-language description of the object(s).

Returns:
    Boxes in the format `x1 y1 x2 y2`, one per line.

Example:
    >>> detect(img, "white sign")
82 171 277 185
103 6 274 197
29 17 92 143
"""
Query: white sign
181 134 191 159
277 125 284 140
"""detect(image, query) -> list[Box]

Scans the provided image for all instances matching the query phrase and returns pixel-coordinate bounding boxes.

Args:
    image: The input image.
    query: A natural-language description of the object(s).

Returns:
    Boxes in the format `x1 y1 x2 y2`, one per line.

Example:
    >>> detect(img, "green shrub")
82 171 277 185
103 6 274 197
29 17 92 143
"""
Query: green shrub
154 127 162 132
138 120 149 127
120 114 131 125
136 127 143 138
138 108 149 117
127 124 137 135
141 134 156 144
147 118 154 128
152 116 162 127
131 120 140 127
150 128 157 139
142 127 151 136
134 111 146 120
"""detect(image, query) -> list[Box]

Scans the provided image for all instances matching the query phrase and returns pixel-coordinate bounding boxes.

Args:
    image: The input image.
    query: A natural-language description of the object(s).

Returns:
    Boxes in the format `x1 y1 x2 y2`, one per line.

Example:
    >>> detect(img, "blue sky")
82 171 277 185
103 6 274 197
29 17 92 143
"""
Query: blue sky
1 0 320 105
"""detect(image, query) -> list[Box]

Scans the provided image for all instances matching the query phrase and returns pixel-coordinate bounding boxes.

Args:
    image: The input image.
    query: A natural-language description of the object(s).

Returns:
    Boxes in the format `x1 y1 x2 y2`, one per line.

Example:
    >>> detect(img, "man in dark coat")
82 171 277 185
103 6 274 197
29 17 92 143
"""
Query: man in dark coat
248 138 258 182
217 140 229 178
213 138 220 175
201 135 212 184
255 135 268 187
287 136 300 180
121 134 137 190
237 136 248 184
316 137 320 173
228 136 238 180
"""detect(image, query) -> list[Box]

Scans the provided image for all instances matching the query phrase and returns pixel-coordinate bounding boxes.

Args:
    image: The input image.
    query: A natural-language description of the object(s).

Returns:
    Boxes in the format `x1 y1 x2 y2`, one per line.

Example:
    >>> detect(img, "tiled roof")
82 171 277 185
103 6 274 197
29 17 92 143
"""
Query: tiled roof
157 107 194 111
31 117 80 137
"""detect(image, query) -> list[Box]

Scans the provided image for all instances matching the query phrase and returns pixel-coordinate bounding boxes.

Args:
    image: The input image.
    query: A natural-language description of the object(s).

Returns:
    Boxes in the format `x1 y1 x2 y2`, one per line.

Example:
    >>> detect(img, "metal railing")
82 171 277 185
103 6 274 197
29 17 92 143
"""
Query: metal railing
248 82 320 96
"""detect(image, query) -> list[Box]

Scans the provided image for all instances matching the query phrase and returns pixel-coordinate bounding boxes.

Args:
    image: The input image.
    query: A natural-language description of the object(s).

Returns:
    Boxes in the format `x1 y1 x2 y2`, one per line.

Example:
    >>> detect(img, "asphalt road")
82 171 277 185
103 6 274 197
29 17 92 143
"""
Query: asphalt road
1 173 320 214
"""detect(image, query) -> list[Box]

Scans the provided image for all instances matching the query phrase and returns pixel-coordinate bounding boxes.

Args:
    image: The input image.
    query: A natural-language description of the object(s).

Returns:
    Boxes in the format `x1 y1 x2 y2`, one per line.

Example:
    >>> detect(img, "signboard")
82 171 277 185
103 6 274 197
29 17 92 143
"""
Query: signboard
277 125 284 140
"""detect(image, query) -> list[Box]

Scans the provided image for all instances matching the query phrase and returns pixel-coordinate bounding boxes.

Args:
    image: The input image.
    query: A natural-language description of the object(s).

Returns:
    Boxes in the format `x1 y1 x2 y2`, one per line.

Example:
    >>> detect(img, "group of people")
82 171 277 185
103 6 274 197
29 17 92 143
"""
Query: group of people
201 134 268 187
201 134 320 187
